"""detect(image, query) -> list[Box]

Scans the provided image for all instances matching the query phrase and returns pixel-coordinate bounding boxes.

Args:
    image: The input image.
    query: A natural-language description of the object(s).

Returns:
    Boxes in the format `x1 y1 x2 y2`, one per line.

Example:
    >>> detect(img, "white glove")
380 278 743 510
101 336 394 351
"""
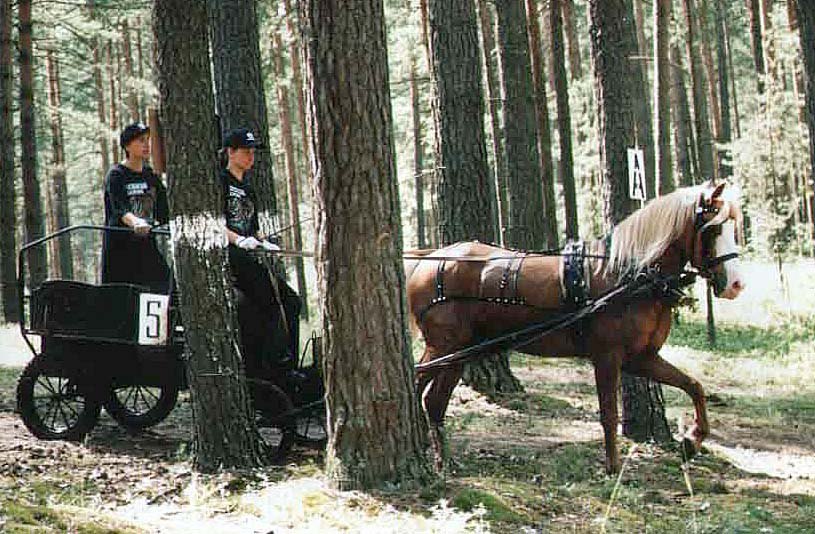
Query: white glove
235 236 261 250
260 240 281 252
132 217 151 236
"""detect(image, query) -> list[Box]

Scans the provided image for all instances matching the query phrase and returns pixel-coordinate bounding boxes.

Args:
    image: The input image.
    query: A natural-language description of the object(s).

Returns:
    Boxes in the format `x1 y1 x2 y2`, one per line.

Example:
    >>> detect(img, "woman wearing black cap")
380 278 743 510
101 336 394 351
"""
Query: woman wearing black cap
220 127 301 377
100 122 171 293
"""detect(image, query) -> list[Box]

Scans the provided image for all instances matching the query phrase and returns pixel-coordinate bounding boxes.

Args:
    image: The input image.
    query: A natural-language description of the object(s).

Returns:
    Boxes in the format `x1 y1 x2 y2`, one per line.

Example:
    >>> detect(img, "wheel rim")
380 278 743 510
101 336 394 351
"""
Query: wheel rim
113 385 163 417
32 375 87 434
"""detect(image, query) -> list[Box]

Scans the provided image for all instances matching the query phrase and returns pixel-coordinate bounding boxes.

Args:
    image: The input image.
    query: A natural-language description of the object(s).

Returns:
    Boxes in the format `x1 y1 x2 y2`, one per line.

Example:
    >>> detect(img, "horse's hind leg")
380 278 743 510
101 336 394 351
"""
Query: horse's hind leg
625 352 709 457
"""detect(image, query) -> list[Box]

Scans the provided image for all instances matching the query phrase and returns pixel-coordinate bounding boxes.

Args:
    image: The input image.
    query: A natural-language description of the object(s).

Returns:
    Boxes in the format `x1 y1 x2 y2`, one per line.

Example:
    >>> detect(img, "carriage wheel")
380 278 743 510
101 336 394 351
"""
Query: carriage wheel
16 356 101 441
294 401 327 447
104 382 179 431
250 380 296 458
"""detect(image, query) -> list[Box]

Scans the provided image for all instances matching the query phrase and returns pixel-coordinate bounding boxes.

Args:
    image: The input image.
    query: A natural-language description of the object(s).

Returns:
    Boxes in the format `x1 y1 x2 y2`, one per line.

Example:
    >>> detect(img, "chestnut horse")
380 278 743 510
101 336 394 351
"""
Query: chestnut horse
407 182 744 473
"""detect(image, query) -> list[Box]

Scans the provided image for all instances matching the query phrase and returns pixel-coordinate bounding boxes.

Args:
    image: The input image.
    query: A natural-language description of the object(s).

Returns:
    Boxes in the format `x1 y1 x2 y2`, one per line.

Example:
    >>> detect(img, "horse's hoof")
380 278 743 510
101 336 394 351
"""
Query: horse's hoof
681 436 699 460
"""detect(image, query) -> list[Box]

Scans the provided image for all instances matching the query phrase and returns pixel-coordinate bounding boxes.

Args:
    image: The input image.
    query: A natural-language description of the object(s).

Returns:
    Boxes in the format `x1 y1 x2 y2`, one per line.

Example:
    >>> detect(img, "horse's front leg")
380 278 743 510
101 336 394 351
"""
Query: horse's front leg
417 363 464 472
593 351 623 474
625 352 709 457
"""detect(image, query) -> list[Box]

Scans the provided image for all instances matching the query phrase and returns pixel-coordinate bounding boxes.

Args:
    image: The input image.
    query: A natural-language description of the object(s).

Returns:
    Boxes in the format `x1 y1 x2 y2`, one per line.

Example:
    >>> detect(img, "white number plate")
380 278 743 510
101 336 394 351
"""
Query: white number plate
138 293 170 345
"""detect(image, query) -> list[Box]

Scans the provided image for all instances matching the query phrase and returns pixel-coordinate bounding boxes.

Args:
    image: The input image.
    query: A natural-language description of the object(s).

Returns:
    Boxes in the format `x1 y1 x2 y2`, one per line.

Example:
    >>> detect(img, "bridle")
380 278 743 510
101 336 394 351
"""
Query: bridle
691 202 739 293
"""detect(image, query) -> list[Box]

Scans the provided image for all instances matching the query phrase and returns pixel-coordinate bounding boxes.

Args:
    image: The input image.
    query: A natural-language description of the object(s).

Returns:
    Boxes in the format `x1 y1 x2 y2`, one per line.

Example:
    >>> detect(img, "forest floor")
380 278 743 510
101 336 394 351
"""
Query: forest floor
0 259 814 533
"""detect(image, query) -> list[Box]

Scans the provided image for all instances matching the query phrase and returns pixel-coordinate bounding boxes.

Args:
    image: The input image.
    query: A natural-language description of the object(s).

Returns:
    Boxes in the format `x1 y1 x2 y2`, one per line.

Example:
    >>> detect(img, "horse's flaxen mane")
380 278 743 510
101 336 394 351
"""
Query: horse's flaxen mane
607 184 739 276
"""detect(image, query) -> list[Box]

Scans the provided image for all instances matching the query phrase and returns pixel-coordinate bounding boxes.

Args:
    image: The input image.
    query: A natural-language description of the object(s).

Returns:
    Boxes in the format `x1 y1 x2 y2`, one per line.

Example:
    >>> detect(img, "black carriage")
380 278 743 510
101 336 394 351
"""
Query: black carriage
14 225 325 455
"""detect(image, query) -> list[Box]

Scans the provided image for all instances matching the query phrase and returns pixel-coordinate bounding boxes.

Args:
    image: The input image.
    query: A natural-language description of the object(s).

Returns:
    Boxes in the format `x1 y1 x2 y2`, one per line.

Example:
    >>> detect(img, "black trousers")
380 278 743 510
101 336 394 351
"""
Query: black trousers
229 247 301 377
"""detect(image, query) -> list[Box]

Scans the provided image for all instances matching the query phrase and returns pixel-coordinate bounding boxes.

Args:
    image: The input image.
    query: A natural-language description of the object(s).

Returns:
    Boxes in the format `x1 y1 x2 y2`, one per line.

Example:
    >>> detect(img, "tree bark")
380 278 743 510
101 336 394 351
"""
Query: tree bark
121 20 139 123
747 0 767 93
725 17 741 138
670 43 697 186
496 0 547 251
588 0 671 444
525 0 558 248
271 32 309 320
697 0 723 174
760 0 777 83
654 0 674 194
0 0 18 322
426 0 495 245
19 0 47 288
107 40 120 164
154 0 264 472
409 51 427 249
301 0 432 490
714 0 732 179
91 38 110 179
44 49 73 280
682 0 716 181
560 0 583 80
477 0 508 246
798 0 815 213
429 0 519 396
550 0 578 239
209 0 277 234
788 0 807 122
281 0 311 193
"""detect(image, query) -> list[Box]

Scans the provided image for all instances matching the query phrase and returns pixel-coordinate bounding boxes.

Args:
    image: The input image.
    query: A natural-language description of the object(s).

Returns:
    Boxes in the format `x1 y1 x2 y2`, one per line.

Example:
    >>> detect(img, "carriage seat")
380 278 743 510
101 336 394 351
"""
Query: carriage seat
28 280 149 342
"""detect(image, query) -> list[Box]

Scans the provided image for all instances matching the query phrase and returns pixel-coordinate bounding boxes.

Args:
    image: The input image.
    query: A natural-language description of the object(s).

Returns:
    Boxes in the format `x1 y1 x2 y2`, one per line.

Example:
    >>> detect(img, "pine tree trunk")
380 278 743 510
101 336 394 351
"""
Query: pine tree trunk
428 0 518 396
45 49 73 280
281 0 311 192
154 0 264 472
409 51 427 249
91 39 110 178
301 0 432 489
747 0 767 93
670 44 697 186
0 0 18 322
426 0 495 244
524 0 558 249
135 17 145 119
798 0 815 209
760 0 777 83
271 32 309 320
560 0 583 80
682 0 716 181
697 0 723 177
477 0 508 245
19 0 47 288
725 17 741 138
495 0 547 250
550 0 578 240
209 0 277 233
788 0 807 122
589 0 670 444
121 20 139 123
715 0 733 179
654 0 674 195
107 40 120 163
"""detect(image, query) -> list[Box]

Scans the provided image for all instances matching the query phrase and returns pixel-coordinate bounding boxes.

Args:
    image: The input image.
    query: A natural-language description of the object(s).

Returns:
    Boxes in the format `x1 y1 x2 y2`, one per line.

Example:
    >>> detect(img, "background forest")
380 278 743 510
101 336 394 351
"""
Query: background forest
0 0 815 532
0 0 812 315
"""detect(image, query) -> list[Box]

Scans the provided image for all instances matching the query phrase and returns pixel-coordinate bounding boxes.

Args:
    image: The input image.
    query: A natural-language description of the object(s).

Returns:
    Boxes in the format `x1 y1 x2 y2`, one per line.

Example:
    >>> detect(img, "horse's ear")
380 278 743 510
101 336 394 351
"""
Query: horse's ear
711 182 726 200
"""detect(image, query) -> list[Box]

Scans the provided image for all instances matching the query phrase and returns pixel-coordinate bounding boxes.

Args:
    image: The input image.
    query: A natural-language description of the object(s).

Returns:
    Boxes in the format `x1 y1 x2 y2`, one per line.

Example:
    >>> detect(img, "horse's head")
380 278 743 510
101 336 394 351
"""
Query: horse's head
691 182 745 299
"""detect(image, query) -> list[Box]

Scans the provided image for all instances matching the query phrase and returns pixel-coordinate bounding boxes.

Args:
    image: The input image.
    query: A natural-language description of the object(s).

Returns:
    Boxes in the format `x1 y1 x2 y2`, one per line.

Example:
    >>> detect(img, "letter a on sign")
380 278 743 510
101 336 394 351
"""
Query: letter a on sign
628 147 646 201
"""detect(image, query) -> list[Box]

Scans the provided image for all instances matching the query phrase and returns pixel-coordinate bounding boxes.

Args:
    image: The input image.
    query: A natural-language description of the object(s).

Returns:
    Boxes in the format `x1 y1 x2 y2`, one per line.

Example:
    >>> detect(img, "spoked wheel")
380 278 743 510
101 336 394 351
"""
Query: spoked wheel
250 379 296 459
293 401 327 447
104 382 179 431
16 355 101 441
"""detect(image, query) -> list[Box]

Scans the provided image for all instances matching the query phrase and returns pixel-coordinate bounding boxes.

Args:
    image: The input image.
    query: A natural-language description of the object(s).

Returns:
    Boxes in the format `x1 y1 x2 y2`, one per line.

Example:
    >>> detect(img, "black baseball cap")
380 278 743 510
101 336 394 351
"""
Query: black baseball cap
223 128 264 149
120 122 150 148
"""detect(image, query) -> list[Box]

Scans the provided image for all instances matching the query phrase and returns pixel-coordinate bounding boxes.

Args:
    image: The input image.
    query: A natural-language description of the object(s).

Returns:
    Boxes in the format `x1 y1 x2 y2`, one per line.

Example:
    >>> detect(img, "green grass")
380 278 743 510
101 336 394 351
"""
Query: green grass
669 315 815 359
